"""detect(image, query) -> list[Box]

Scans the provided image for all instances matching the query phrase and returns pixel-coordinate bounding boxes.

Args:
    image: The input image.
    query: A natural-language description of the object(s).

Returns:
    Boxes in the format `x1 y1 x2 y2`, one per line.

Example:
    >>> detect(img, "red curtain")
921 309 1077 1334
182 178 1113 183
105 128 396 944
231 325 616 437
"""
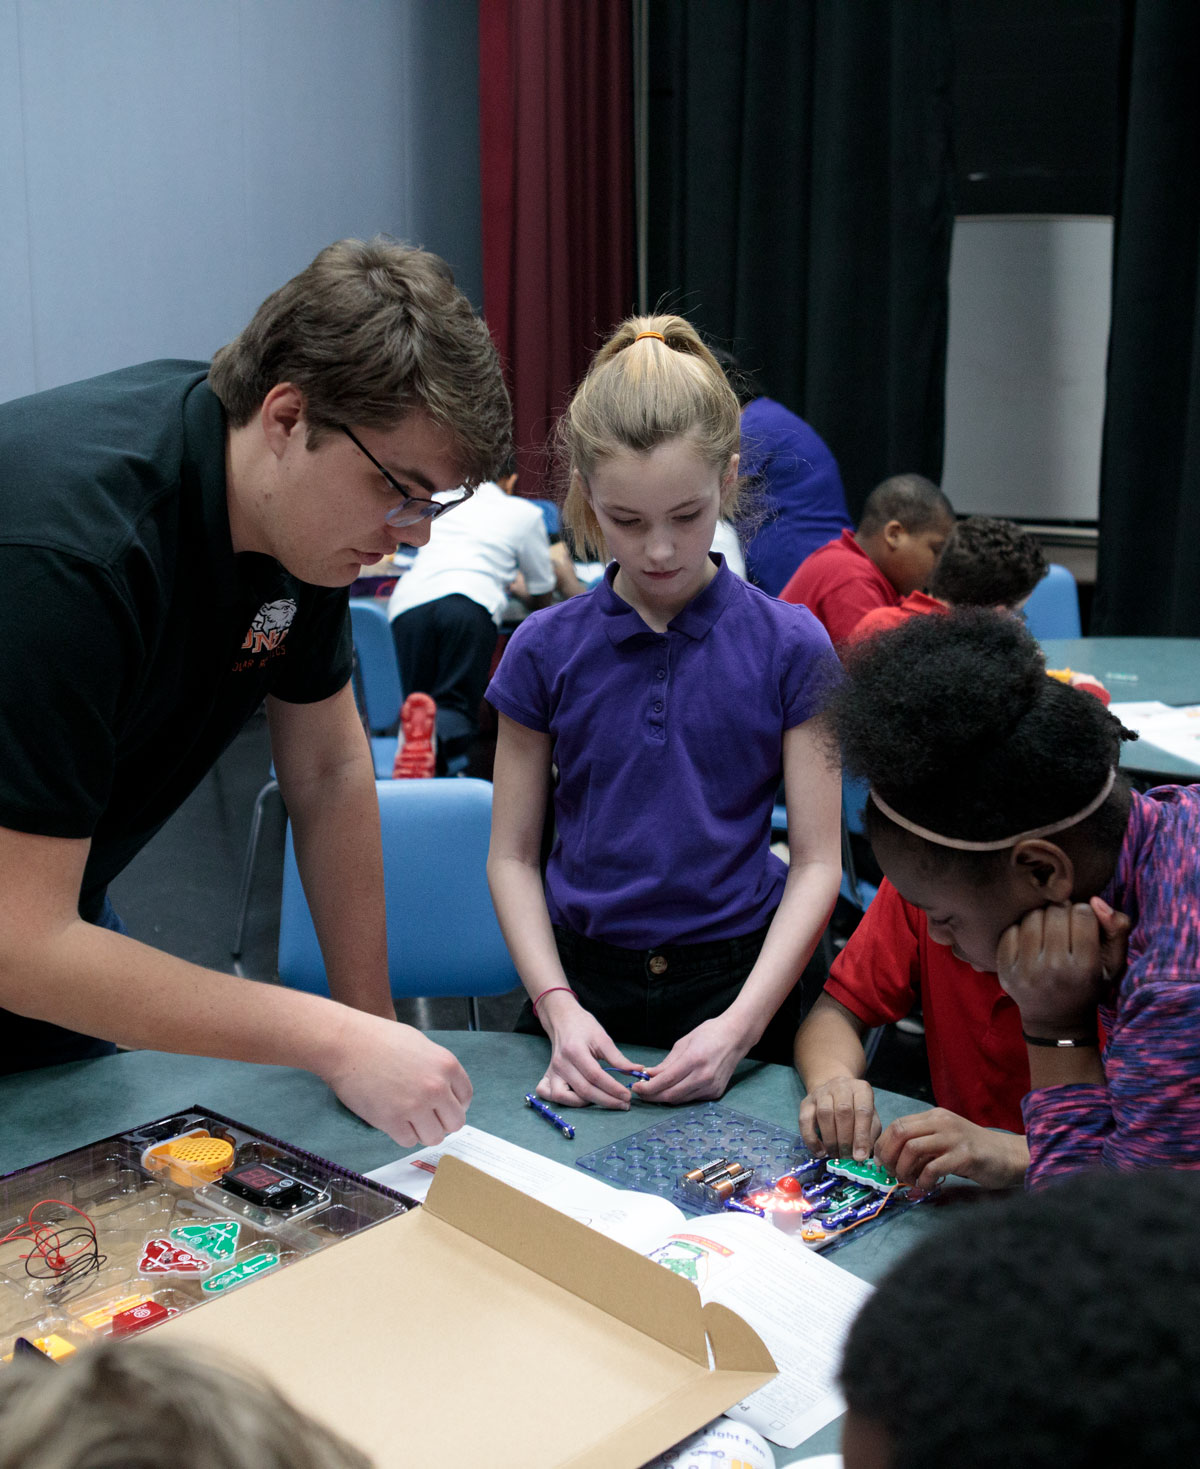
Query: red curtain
479 0 634 498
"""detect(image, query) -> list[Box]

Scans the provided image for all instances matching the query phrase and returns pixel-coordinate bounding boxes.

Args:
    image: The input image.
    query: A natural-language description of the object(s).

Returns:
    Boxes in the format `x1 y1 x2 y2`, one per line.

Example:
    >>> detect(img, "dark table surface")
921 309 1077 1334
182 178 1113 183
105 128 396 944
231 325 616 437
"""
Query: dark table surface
1041 636 1200 779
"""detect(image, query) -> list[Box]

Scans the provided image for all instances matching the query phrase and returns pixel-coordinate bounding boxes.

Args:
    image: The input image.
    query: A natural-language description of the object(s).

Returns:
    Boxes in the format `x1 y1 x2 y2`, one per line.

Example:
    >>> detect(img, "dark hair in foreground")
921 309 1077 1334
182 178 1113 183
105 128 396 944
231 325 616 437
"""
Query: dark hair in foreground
0 1340 370 1469
832 610 1135 858
928 515 1048 607
857 474 953 537
209 236 511 485
840 1170 1200 1469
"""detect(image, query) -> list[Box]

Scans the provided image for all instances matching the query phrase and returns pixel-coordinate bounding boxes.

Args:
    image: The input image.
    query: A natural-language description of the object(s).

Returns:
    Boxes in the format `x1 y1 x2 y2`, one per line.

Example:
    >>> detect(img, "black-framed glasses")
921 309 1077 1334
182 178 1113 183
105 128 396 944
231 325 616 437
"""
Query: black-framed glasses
340 425 473 528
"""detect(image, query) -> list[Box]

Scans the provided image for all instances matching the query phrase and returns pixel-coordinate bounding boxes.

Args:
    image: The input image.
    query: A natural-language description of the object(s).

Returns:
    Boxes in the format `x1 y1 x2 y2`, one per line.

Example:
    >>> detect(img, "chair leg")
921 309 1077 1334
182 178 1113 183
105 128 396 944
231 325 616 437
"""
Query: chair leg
466 995 481 1032
231 779 279 957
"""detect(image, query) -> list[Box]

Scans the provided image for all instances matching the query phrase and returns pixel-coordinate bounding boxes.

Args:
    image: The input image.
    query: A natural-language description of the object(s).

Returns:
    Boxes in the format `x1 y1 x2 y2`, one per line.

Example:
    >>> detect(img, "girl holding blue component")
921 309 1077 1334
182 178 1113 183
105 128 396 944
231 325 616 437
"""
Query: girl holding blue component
486 315 842 1110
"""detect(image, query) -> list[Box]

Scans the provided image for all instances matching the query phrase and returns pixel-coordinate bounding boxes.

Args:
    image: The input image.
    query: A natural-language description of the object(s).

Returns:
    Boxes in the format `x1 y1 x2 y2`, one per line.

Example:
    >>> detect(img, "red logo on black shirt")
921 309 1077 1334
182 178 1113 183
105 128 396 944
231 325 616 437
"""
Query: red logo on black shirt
237 598 297 666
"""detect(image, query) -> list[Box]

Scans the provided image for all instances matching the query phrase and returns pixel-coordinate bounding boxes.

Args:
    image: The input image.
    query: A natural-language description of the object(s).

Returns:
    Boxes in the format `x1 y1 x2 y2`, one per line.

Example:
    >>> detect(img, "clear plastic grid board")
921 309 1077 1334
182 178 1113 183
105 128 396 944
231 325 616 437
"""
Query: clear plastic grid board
575 1103 809 1215
574 1102 915 1251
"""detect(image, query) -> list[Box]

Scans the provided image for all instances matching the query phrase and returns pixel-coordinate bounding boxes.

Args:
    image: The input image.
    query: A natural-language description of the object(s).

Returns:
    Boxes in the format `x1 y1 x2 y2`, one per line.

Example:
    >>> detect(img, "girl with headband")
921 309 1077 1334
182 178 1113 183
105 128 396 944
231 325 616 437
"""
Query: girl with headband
486 314 842 1109
831 607 1200 1185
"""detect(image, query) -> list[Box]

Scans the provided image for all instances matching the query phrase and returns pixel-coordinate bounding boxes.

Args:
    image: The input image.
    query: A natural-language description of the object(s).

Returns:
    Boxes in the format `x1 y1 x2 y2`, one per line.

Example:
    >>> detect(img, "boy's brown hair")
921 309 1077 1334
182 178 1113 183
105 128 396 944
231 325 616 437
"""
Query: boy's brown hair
209 237 511 486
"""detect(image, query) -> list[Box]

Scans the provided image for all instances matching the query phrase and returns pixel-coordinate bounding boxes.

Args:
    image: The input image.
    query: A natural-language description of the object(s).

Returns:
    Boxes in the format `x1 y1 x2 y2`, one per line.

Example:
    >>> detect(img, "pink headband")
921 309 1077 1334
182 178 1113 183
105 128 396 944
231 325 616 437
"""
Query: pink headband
868 768 1117 852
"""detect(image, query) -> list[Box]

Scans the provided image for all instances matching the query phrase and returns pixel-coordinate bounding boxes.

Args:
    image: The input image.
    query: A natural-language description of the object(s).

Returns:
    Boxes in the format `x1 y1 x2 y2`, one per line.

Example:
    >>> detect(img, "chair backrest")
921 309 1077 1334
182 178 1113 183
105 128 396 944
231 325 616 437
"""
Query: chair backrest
842 773 871 840
1022 563 1081 640
526 497 561 536
349 598 404 732
277 778 519 1001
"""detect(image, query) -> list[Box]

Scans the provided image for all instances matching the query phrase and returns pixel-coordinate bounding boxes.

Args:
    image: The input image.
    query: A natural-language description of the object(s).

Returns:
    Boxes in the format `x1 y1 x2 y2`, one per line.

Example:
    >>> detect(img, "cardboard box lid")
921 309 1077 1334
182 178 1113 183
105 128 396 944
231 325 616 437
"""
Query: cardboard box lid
154 1155 776 1468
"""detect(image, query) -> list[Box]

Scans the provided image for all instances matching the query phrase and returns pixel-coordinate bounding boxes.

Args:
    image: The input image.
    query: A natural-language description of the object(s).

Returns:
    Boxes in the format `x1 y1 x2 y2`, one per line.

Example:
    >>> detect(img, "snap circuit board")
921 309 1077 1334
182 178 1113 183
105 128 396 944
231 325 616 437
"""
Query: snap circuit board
0 1107 414 1364
574 1101 912 1252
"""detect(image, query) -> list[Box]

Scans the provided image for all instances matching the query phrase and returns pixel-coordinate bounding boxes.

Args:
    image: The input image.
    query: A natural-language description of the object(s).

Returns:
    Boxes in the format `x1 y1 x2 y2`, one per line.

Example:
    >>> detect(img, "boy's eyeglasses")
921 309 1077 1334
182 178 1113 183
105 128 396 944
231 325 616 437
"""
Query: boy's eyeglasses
340 426 473 527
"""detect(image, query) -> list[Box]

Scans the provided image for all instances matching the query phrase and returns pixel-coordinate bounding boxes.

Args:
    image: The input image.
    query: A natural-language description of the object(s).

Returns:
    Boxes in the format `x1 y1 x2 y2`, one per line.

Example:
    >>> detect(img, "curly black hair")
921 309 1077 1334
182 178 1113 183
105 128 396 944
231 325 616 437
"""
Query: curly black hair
929 516 1048 607
832 609 1135 851
840 1169 1200 1469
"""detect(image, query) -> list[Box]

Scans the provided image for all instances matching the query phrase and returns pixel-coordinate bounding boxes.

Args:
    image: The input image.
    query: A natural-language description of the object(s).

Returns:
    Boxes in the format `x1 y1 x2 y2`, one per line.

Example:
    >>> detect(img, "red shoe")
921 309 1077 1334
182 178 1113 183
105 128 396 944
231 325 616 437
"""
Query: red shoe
392 693 438 779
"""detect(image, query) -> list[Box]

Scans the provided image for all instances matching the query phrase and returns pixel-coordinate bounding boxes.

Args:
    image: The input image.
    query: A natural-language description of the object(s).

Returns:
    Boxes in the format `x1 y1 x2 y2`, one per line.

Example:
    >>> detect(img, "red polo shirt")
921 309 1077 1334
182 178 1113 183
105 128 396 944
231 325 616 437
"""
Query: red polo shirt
848 590 946 645
825 879 1029 1133
779 529 899 648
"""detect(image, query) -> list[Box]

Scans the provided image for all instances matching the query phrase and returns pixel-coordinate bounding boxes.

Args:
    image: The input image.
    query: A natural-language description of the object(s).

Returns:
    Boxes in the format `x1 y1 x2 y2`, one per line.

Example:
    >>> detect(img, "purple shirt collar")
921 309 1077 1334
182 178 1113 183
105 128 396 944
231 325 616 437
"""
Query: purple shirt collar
596 554 736 647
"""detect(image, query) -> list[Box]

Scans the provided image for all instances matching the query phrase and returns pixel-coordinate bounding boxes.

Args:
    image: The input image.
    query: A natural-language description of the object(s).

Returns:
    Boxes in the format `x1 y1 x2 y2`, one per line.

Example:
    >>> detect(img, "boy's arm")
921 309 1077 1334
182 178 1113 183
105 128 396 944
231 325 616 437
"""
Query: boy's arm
795 992 880 1160
0 821 470 1146
267 684 394 1019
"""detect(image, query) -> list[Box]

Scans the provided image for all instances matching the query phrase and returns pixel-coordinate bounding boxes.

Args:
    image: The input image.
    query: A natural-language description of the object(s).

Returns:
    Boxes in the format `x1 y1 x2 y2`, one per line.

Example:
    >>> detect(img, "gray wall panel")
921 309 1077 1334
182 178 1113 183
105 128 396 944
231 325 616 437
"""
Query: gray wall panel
2 0 481 400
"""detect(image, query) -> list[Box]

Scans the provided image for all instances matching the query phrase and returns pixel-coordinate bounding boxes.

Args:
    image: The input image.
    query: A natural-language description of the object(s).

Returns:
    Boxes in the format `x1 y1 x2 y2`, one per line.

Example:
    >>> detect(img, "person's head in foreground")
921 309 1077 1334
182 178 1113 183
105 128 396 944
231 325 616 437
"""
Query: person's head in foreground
856 474 955 596
832 609 1134 972
209 236 511 587
839 1169 1200 1468
559 314 742 609
0 1339 370 1469
927 515 1048 609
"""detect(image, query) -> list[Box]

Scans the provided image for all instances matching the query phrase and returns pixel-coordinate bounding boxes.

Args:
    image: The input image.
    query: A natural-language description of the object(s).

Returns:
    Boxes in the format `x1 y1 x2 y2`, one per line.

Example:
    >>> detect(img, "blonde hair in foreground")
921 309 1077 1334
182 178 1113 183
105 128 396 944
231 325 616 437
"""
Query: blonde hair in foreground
560 314 742 560
0 1340 371 1469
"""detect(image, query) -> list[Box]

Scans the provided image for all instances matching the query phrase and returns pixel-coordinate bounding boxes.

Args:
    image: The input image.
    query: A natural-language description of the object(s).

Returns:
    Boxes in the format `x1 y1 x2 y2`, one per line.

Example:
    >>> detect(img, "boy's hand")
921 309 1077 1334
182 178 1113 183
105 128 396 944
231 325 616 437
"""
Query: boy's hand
996 897 1131 1037
875 1109 1029 1192
318 1013 472 1146
798 1076 881 1162
633 1015 748 1105
536 995 638 1109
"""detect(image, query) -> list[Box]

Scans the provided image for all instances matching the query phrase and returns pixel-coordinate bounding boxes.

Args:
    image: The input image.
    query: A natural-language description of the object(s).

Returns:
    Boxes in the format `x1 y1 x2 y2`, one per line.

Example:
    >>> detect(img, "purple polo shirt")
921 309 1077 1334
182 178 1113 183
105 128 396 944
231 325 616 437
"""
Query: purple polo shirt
487 557 839 948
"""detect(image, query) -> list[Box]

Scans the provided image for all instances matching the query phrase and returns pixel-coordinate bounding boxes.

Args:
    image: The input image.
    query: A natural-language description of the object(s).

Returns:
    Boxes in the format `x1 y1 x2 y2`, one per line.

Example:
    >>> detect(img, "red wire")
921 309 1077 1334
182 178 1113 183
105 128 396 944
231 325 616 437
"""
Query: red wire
0 1199 99 1273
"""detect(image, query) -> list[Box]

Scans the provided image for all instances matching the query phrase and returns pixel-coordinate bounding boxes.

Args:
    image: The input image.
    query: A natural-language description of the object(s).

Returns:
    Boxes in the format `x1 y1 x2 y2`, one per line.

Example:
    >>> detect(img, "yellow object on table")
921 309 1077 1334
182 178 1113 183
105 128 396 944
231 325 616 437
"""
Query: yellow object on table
142 1131 234 1187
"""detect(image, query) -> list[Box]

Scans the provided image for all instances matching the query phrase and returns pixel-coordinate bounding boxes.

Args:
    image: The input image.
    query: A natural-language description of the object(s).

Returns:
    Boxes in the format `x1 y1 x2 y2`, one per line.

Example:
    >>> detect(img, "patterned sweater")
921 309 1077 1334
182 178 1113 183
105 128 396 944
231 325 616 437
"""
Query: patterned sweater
1023 785 1200 1185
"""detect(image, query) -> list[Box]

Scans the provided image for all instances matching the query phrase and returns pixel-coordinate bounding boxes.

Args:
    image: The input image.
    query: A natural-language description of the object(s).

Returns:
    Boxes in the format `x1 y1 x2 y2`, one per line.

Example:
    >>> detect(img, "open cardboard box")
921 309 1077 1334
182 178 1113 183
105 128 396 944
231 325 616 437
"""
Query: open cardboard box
154 1155 777 1467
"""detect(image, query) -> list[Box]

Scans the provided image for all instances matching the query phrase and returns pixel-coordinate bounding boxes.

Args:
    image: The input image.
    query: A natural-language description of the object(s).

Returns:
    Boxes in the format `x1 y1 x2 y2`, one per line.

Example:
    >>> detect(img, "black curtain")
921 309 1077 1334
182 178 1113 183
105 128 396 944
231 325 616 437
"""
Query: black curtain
1093 2 1200 636
646 0 954 517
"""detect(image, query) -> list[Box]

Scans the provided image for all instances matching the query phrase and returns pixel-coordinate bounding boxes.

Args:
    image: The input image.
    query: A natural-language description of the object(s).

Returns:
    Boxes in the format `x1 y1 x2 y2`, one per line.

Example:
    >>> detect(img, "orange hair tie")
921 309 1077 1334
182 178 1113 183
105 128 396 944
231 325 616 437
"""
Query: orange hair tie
634 330 665 343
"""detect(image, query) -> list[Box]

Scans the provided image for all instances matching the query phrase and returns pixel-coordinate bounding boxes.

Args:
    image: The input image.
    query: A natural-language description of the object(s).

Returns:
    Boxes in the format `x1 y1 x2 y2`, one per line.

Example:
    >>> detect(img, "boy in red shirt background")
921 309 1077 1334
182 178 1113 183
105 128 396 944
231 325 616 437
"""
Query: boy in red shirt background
779 473 954 647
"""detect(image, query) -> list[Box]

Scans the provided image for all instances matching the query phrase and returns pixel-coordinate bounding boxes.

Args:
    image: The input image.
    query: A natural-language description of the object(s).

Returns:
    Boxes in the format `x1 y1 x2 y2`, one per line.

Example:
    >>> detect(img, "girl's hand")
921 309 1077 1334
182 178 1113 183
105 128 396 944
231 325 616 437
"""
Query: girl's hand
875 1109 1029 1192
632 1016 750 1104
535 994 640 1109
996 897 1131 1037
799 1077 881 1162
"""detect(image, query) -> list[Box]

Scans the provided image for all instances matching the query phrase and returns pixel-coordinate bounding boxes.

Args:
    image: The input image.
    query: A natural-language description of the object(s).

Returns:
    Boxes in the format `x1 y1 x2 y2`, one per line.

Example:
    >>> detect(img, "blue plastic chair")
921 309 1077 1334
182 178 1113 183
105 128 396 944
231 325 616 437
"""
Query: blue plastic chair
1023 563 1082 640
231 601 405 956
348 598 405 777
526 498 561 537
277 778 519 1028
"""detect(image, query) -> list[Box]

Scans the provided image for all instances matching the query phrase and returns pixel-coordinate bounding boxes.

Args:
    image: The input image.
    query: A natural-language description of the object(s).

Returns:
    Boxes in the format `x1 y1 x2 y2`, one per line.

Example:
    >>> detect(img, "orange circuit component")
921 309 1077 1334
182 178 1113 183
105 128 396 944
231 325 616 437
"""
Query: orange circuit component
142 1130 235 1186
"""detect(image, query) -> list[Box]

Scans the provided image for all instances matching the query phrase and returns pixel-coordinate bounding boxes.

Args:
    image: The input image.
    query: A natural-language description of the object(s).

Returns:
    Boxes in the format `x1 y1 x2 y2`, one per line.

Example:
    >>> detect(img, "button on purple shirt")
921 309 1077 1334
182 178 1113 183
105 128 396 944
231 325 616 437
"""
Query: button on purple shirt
487 557 840 948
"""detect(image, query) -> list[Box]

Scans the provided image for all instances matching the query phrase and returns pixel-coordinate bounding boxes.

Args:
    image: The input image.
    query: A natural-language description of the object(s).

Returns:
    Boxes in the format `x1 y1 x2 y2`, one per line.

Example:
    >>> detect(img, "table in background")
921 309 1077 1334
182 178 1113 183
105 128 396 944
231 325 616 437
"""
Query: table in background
0 1031 946 1464
1041 635 1200 780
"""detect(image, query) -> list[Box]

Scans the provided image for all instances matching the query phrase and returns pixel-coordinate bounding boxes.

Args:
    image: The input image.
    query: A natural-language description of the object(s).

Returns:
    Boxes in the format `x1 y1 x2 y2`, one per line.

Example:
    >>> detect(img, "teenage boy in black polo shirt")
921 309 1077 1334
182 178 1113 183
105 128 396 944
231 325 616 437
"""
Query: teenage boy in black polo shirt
0 237 511 1146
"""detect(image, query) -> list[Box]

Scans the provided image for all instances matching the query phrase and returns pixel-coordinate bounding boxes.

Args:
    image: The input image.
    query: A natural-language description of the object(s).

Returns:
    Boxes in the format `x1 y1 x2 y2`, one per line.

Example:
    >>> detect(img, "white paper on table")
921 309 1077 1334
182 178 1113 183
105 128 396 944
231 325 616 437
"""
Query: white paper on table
367 1125 686 1253
649 1211 873 1449
1110 701 1200 765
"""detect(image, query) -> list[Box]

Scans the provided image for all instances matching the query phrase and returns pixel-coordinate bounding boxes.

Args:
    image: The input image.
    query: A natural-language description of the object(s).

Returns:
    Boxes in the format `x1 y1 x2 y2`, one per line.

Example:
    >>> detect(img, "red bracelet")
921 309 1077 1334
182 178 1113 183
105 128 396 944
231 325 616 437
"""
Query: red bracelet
530 985 575 1020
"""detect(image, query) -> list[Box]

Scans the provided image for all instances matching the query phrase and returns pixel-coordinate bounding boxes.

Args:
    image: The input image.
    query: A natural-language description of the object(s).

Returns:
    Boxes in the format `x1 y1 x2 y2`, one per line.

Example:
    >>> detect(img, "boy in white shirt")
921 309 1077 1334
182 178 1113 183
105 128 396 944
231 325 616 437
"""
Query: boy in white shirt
386 460 565 769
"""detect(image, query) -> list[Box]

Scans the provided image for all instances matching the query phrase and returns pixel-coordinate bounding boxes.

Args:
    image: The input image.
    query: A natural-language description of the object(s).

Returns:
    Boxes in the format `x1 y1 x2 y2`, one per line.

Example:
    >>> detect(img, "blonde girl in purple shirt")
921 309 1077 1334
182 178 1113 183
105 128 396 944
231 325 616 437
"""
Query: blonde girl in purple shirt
487 315 842 1111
